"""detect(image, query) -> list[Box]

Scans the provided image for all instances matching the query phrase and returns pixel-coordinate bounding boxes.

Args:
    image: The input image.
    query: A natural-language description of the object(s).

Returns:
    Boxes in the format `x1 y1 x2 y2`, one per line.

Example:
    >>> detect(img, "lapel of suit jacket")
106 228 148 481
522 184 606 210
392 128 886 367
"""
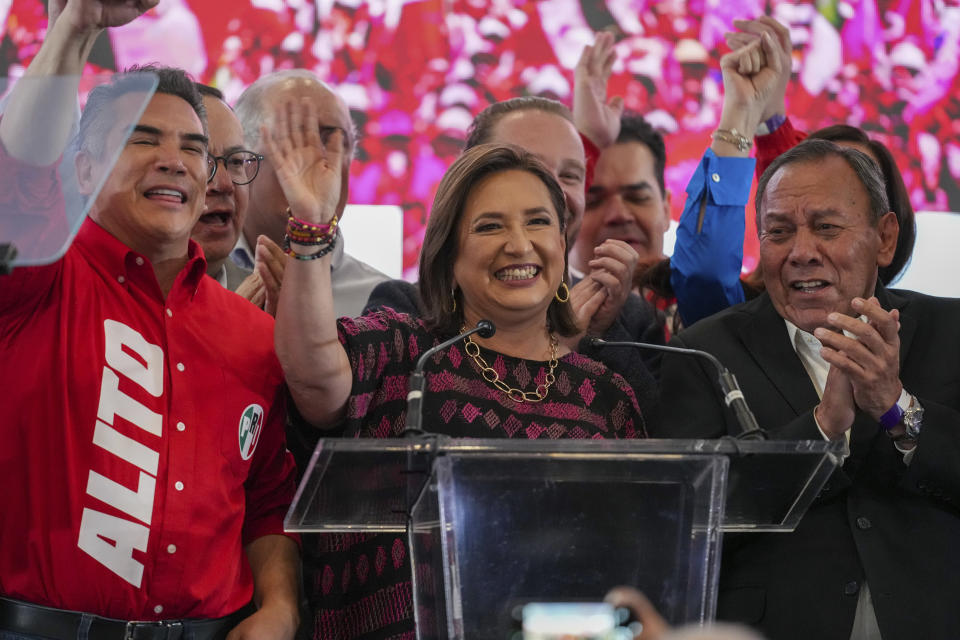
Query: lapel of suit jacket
737 293 821 417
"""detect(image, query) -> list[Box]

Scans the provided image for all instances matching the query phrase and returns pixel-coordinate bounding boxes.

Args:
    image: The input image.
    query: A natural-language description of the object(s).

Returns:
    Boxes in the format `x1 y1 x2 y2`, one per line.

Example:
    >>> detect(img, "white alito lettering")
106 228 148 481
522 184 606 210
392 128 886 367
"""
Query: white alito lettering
77 320 164 588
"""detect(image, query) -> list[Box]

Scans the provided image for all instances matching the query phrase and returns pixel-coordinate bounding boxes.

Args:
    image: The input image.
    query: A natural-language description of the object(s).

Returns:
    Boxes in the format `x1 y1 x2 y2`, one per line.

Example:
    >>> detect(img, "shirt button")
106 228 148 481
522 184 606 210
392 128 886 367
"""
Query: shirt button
117 275 126 284
135 257 144 266
856 516 872 530
167 544 177 554
175 481 184 491
711 172 720 182
844 581 859 596
154 605 163 614
176 421 186 432
176 363 185 372
166 308 173 318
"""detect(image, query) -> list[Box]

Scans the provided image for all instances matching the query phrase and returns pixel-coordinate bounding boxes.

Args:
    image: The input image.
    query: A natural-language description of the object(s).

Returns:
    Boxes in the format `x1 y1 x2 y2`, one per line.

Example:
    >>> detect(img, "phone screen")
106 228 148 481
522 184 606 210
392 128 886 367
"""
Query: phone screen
518 602 634 640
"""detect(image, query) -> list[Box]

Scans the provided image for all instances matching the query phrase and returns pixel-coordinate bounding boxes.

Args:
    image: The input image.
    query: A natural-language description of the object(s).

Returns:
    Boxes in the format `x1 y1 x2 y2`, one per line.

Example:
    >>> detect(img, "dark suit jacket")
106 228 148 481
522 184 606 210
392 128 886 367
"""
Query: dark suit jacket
363 278 664 424
655 286 960 640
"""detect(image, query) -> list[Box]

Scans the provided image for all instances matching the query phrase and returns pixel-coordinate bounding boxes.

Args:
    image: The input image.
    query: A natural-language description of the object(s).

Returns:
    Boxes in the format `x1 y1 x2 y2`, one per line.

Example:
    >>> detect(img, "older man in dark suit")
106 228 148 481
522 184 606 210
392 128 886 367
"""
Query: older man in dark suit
656 139 960 640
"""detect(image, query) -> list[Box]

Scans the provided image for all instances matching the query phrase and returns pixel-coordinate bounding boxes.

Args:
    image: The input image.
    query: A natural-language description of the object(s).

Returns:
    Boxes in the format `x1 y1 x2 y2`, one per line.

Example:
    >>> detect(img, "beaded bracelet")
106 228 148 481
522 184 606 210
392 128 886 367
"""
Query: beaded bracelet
286 233 335 246
287 223 337 245
286 208 339 245
283 227 339 261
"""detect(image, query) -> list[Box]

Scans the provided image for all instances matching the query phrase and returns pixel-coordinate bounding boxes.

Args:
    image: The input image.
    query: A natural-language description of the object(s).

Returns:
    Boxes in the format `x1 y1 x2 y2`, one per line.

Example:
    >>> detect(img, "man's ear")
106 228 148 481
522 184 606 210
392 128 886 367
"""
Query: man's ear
75 150 96 196
876 210 899 268
661 189 672 231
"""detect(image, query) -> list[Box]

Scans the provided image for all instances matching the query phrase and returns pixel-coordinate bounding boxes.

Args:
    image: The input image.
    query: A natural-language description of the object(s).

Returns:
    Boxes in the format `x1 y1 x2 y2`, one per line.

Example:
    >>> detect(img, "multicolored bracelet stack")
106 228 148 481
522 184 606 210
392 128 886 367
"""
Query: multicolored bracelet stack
283 209 339 260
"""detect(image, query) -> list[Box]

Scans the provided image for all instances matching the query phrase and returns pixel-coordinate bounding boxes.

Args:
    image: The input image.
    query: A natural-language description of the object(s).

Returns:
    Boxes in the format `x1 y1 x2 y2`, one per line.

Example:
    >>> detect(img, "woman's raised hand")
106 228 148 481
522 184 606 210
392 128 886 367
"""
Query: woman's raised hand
261 98 344 224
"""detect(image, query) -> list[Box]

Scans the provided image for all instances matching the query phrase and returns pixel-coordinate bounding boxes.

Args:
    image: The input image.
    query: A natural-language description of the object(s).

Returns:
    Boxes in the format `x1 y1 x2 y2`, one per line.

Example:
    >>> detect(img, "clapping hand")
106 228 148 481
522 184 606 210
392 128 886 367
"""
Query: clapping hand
583 239 640 335
814 297 903 422
815 363 856 440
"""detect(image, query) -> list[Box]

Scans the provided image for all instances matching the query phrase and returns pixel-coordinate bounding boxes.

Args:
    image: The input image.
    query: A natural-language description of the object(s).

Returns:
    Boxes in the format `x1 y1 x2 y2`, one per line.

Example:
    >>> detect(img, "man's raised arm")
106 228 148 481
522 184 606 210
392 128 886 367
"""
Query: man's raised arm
0 0 157 165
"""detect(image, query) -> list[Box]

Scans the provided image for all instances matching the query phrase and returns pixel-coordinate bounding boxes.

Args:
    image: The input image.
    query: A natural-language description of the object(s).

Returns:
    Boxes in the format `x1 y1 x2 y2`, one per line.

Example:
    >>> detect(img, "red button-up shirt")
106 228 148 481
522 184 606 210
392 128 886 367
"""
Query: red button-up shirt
0 215 297 620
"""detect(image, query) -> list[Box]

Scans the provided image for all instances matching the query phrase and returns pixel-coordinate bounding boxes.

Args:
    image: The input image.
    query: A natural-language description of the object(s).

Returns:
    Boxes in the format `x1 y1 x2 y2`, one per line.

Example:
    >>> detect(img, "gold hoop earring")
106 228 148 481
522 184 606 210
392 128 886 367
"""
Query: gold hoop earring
449 288 457 313
555 282 570 303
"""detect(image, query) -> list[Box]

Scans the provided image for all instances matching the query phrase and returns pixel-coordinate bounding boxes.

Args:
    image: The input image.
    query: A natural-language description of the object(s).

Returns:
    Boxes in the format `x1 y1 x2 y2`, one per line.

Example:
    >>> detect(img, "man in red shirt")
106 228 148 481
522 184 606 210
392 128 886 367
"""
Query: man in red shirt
0 2 299 638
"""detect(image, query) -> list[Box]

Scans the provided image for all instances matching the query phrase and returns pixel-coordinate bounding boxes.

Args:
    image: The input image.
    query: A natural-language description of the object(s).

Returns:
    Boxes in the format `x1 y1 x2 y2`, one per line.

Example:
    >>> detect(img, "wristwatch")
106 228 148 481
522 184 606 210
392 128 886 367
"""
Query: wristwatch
901 398 924 443
879 389 923 444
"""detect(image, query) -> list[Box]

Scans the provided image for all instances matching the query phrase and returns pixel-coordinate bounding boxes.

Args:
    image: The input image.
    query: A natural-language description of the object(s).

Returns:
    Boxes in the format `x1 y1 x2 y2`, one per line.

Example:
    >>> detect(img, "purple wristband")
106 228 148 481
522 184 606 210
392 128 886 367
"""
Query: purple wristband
878 402 904 430
764 113 787 133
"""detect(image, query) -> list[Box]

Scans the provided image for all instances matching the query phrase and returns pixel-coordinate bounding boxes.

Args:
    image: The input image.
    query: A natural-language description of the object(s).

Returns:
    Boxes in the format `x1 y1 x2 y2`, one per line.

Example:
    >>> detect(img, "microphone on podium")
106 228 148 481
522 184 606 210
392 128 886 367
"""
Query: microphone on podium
589 337 766 440
404 319 496 436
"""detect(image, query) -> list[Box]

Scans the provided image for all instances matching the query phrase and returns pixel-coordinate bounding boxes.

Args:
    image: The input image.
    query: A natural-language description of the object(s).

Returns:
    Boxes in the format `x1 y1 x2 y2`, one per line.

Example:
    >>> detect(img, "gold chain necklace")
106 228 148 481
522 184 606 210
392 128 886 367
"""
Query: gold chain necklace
462 331 559 403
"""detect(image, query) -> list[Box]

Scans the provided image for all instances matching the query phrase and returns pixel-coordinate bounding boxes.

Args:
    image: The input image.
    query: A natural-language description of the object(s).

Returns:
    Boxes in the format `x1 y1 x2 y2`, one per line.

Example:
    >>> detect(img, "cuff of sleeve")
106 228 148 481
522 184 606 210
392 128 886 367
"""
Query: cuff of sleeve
689 149 755 205
755 117 803 150
755 117 808 178
895 441 917 464
244 515 302 551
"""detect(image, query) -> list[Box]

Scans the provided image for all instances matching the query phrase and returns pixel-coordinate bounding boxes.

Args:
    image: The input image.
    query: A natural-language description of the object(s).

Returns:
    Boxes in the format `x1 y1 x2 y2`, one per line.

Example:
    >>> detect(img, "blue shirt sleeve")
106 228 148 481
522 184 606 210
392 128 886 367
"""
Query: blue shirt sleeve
670 148 755 327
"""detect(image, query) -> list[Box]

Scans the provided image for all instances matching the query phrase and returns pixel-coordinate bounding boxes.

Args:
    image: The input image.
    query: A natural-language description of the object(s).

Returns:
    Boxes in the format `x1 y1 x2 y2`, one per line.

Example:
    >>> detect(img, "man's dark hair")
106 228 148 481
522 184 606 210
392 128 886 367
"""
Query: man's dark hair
756 139 890 230
79 64 207 158
615 113 666 196
464 96 573 150
195 83 224 102
808 124 915 284
418 143 578 337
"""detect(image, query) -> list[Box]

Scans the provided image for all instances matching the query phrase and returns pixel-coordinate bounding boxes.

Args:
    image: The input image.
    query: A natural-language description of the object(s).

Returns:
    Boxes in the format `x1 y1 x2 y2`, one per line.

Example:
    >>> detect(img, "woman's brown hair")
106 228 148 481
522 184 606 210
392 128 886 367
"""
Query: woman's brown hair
418 143 578 337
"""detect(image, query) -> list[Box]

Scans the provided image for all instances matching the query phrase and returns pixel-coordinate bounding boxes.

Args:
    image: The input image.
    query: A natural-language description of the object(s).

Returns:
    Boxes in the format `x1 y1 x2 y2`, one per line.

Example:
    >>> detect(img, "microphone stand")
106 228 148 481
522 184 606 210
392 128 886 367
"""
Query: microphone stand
404 319 496 436
590 337 766 440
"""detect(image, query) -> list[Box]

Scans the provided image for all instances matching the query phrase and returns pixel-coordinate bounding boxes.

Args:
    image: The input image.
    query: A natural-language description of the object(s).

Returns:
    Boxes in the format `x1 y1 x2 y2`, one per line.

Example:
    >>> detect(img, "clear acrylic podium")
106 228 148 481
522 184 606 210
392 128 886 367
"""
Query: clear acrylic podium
285 437 843 639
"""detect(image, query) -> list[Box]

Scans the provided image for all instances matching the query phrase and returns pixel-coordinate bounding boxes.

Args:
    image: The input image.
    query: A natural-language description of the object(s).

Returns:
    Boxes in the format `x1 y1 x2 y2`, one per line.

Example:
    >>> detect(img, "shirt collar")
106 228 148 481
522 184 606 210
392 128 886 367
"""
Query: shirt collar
784 315 868 355
231 233 255 270
231 228 345 270
784 319 813 355
213 262 228 288
74 217 208 296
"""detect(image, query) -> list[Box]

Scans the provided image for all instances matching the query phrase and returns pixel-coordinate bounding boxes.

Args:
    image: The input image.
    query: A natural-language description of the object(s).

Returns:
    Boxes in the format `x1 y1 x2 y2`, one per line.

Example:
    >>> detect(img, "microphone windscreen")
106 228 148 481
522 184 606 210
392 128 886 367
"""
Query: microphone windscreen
476 320 496 339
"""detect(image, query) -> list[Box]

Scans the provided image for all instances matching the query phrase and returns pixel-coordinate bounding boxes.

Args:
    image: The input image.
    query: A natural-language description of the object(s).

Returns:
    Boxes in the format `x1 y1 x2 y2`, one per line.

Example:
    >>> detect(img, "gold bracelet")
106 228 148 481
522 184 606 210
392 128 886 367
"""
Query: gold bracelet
712 128 752 152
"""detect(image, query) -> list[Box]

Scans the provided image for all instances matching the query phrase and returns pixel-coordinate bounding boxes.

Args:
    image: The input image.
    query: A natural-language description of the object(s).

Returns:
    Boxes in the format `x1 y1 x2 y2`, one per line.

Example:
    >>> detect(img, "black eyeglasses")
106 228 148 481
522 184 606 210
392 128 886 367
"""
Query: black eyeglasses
207 150 263 185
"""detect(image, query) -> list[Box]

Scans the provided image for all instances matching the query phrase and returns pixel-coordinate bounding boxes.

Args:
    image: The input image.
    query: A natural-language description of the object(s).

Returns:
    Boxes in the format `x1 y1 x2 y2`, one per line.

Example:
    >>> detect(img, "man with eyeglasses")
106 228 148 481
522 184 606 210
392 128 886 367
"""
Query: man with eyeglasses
191 84 259 291
232 70 389 318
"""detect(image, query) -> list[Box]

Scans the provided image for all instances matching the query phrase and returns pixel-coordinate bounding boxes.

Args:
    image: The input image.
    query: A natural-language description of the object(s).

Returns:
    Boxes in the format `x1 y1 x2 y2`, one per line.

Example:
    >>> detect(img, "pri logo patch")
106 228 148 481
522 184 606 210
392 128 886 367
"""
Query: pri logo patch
238 404 265 460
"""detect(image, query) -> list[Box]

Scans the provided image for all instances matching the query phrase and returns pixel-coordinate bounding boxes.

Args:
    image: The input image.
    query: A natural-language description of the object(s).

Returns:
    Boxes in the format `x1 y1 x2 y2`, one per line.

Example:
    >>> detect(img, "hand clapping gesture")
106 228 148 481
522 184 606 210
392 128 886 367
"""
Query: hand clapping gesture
814 297 903 434
583 239 641 335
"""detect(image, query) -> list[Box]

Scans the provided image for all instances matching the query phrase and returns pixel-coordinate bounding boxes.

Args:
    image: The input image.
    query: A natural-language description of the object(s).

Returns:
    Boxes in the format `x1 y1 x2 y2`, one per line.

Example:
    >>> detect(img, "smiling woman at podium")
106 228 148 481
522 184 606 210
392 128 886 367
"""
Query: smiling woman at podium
264 98 647 639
